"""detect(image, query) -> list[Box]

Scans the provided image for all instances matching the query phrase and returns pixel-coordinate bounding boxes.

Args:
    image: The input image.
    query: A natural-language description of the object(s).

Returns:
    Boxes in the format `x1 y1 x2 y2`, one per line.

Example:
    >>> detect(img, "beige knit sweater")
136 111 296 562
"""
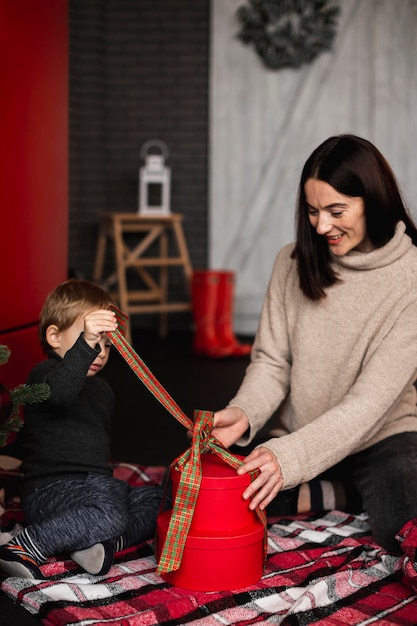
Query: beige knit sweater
231 222 417 489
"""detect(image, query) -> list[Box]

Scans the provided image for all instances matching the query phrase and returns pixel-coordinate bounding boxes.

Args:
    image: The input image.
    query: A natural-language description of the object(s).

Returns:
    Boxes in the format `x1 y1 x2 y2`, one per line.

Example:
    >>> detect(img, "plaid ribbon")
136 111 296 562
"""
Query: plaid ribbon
107 306 267 574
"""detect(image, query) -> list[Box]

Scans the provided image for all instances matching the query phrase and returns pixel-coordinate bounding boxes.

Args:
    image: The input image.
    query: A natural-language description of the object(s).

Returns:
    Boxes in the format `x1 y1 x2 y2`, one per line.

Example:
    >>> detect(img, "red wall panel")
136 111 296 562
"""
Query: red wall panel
0 0 68 387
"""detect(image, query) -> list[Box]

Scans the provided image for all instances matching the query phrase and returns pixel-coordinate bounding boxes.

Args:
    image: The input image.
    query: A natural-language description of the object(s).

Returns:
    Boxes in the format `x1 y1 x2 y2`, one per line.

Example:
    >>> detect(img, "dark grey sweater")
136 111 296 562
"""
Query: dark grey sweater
21 335 114 499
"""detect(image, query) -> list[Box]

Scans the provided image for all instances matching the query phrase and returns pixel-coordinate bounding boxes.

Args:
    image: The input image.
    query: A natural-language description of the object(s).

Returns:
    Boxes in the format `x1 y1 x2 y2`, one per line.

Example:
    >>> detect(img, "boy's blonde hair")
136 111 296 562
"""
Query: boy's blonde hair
39 279 116 352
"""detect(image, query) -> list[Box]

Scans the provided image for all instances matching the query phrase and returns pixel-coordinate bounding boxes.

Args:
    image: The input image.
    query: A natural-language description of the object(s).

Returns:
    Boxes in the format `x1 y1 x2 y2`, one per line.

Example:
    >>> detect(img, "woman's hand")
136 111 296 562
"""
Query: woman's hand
237 446 283 511
211 408 283 509
212 406 250 448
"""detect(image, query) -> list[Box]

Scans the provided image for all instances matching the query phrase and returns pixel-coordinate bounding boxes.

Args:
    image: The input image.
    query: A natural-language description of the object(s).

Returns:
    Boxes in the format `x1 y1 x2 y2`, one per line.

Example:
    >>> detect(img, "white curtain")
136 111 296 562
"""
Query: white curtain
210 0 417 333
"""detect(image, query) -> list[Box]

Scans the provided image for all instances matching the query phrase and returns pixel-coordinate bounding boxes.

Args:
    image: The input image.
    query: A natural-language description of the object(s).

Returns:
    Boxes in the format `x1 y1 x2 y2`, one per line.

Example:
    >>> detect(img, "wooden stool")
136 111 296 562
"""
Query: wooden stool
93 212 193 340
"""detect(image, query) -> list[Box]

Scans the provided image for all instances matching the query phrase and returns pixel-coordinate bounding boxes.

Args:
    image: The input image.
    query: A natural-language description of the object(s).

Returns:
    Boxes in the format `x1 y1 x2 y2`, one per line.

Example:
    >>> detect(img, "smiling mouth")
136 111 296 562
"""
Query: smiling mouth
326 234 343 244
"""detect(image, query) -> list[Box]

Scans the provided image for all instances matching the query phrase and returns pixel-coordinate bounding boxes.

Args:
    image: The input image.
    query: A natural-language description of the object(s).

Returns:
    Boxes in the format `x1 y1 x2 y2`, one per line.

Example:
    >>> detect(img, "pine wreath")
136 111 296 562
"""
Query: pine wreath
236 0 340 70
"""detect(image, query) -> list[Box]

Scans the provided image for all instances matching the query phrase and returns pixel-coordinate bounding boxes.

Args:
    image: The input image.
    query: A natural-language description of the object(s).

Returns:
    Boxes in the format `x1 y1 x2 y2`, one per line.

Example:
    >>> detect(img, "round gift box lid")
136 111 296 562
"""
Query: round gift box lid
170 453 258 533
172 452 249 489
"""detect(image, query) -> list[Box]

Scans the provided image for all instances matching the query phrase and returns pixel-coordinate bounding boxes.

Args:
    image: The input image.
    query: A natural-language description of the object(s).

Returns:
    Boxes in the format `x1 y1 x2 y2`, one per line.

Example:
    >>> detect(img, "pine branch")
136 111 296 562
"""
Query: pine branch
0 345 50 447
0 345 11 366
11 384 50 408
0 414 23 447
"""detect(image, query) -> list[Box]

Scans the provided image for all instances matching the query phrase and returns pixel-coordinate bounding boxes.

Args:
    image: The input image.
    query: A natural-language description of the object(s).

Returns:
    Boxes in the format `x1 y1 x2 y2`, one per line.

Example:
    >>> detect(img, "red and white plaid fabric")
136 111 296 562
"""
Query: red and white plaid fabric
1 461 417 625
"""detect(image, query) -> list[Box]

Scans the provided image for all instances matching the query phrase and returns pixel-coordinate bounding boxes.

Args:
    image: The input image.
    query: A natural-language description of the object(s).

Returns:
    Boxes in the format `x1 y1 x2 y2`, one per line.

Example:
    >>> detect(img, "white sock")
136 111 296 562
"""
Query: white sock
70 543 110 575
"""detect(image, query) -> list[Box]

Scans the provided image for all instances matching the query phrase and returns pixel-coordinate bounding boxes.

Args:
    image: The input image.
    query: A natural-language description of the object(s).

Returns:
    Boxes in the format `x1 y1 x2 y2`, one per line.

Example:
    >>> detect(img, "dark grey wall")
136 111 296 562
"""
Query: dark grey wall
69 0 210 327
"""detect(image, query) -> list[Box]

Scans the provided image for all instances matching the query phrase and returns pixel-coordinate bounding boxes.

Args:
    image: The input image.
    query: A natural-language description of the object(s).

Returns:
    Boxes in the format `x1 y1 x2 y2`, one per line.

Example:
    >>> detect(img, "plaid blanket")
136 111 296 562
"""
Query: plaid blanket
1 458 417 625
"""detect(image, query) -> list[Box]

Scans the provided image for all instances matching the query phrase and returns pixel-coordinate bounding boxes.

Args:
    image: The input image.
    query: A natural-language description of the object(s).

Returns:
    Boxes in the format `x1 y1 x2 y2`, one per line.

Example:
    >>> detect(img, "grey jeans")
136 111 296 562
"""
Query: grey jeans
22 473 166 558
338 432 417 554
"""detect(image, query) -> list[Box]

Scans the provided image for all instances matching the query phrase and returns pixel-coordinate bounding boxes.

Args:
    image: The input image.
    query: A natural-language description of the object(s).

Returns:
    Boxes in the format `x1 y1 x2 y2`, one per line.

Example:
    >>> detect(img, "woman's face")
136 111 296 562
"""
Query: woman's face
305 178 374 256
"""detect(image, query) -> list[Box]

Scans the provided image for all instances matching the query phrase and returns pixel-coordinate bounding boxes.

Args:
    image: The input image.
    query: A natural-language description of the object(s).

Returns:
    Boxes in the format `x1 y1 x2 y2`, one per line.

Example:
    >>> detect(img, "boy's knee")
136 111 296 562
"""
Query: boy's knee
85 500 127 538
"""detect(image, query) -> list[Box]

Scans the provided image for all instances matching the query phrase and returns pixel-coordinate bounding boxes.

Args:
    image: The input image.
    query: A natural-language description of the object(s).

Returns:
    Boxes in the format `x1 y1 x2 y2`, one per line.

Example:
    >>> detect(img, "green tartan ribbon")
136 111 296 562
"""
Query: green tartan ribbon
107 305 267 574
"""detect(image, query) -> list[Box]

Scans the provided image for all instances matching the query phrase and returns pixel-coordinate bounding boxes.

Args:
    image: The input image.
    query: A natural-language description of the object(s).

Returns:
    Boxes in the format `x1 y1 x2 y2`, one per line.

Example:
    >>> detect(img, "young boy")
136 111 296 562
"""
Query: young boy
0 279 166 579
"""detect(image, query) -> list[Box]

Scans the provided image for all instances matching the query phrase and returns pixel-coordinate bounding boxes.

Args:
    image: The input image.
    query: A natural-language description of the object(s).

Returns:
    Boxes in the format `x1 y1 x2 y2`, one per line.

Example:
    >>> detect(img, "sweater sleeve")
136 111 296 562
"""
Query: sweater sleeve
260 299 417 488
28 335 101 406
228 246 294 435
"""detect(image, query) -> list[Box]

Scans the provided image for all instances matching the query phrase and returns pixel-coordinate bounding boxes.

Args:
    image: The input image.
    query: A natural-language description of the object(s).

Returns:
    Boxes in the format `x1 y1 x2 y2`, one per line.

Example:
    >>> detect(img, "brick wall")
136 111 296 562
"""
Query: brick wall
69 0 209 328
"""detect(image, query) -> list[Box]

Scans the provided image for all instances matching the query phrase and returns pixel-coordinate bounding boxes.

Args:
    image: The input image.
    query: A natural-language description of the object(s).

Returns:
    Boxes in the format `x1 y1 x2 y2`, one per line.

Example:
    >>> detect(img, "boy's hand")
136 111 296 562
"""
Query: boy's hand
83 309 118 348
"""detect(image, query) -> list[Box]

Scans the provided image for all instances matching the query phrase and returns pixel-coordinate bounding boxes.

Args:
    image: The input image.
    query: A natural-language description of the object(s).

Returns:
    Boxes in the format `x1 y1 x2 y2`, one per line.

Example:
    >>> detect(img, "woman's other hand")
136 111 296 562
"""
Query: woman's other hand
237 446 283 511
212 406 249 448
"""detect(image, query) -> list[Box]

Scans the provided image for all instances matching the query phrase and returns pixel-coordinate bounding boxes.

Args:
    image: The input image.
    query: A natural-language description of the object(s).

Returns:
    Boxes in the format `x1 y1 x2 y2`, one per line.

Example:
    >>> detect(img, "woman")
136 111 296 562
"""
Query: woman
213 134 417 558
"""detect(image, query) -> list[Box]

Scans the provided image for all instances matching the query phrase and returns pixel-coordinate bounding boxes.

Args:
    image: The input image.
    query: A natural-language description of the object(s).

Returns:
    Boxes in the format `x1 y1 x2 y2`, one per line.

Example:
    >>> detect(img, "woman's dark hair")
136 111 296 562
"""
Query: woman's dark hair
292 134 417 300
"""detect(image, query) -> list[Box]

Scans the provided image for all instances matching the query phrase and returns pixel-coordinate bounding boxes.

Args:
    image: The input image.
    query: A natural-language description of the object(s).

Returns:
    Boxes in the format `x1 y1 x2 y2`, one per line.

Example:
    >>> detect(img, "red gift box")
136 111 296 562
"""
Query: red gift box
156 453 265 591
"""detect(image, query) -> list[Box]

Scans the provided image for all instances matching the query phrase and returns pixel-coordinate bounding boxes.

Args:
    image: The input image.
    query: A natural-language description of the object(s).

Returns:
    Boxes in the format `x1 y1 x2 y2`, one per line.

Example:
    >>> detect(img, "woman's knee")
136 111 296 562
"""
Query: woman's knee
369 514 403 554
351 434 417 553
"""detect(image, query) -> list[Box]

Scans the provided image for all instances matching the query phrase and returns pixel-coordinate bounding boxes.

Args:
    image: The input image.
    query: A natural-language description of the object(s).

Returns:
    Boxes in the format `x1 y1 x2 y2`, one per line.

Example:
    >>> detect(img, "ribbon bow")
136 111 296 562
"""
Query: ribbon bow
107 306 266 574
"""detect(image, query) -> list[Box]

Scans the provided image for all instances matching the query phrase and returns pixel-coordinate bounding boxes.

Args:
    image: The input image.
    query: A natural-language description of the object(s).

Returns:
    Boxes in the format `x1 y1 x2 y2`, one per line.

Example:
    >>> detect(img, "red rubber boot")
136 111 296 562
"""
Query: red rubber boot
215 271 252 357
191 271 231 358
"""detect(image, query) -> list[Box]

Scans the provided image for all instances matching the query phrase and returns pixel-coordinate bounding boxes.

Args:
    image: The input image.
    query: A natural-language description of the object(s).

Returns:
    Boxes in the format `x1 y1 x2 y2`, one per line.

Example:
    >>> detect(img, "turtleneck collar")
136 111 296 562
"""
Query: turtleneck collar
331 221 412 271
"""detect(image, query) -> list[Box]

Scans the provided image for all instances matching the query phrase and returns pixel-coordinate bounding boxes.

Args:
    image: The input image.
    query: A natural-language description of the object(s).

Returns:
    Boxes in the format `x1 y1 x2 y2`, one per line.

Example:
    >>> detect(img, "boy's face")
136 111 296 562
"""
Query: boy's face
50 313 112 377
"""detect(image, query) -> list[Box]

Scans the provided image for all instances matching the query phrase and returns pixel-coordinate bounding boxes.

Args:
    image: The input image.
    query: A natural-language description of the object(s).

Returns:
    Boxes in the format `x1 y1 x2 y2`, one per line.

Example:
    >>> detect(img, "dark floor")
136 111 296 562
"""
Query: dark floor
1 326 268 625
105 327 259 466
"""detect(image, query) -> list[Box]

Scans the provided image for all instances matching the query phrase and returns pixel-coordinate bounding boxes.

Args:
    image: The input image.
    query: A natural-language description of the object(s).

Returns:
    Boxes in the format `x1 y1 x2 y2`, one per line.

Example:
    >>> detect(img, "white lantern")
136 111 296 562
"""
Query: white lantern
138 139 171 216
